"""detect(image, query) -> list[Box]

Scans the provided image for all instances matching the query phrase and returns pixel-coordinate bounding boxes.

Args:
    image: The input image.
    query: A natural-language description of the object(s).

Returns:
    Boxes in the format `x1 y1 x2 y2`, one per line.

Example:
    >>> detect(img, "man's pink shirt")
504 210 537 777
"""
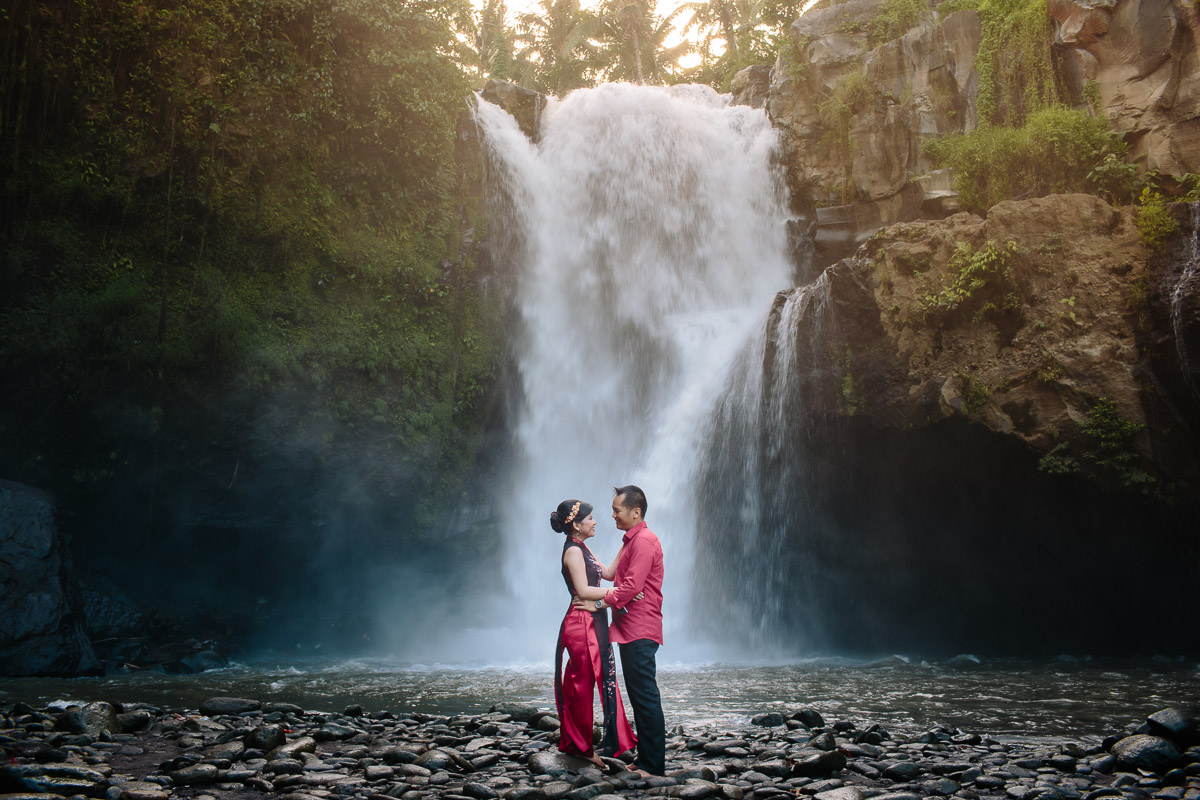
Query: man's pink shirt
607 521 664 646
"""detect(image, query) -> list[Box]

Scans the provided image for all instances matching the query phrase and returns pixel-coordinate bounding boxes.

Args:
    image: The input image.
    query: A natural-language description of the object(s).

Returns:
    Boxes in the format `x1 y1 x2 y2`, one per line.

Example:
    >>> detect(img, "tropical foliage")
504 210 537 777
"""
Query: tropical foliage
0 0 498 526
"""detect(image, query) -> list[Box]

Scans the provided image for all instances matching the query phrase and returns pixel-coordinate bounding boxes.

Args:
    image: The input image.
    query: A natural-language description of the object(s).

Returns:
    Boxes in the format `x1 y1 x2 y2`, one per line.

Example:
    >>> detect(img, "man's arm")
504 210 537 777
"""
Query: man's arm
605 540 652 609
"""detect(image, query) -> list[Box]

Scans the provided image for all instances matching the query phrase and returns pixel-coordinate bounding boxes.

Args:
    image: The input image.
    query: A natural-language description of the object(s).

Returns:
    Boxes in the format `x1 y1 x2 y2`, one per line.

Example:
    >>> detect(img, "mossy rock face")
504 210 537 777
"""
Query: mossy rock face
771 193 1199 494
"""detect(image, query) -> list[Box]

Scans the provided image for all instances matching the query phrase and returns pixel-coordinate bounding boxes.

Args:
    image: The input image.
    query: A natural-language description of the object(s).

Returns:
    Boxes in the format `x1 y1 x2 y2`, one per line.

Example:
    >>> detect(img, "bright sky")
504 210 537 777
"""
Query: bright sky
482 0 822 71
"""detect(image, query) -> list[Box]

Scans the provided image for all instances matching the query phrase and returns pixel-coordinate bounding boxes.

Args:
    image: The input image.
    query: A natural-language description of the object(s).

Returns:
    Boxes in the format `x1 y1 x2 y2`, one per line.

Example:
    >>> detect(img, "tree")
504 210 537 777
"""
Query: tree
591 0 693 84
680 0 803 88
512 0 600 95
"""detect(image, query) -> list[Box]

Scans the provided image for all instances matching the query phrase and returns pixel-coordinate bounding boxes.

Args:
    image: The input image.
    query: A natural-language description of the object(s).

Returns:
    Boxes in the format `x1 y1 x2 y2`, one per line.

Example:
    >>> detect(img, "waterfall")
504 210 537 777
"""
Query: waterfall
1171 202 1200 394
474 83 796 660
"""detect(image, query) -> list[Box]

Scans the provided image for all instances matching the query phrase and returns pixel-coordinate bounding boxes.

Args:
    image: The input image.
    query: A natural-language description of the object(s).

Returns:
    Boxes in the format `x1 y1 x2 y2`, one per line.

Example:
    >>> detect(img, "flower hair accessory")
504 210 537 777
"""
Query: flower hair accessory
563 501 581 526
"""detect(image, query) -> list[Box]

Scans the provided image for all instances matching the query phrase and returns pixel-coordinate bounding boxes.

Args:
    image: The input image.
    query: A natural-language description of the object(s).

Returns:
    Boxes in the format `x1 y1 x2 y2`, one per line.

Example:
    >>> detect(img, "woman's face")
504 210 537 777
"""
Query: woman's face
574 512 596 539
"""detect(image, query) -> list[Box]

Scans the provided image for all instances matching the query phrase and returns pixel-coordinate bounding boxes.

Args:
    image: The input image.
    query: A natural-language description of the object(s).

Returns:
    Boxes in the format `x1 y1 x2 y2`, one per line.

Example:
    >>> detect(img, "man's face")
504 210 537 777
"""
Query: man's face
612 494 640 531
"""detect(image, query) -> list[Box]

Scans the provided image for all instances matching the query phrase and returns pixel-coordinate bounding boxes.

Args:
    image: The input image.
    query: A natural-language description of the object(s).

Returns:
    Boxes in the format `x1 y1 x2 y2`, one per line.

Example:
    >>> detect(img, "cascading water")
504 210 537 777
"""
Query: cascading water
1170 202 1200 394
474 83 796 660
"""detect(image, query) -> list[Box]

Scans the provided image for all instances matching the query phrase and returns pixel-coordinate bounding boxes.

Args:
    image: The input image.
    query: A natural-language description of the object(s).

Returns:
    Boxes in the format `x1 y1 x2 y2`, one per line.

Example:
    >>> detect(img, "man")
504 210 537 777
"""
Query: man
575 484 665 776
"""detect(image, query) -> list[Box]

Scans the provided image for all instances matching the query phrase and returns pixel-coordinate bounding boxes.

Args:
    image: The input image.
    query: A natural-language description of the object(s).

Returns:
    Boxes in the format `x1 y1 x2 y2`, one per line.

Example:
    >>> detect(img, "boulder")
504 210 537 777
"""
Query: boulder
1111 734 1180 773
731 65 773 109
1147 708 1200 744
1049 0 1200 174
790 748 847 777
481 80 545 141
198 697 260 716
0 481 101 677
527 751 596 776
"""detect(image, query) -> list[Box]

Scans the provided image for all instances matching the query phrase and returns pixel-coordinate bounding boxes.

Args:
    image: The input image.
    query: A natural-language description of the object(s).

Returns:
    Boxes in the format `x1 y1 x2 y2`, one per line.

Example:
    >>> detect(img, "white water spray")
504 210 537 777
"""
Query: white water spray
1171 202 1200 392
474 84 795 660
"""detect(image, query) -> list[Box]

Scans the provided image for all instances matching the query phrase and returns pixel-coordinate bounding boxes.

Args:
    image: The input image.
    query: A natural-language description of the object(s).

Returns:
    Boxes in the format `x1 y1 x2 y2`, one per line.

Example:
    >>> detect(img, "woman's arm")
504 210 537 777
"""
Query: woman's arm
563 547 607 601
599 545 624 582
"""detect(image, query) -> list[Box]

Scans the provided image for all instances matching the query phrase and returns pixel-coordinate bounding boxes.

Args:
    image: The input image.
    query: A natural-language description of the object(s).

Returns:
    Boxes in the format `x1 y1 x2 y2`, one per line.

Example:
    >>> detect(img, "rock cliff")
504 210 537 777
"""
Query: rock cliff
745 0 1200 257
0 481 101 676
765 194 1199 494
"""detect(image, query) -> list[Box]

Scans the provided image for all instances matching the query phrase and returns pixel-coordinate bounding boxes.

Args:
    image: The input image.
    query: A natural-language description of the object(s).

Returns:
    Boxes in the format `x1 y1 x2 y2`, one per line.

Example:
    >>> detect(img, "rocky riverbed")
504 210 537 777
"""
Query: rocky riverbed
2 698 1197 800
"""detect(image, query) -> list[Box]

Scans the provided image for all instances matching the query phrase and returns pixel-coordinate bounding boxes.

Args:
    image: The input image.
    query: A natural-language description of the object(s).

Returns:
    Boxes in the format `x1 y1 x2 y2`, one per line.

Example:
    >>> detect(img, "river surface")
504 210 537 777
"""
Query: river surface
3 656 1196 744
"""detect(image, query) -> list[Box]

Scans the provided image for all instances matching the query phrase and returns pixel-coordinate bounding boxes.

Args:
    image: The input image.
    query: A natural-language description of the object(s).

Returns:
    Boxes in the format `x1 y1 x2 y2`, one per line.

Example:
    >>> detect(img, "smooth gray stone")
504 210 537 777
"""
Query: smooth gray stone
198 698 260 717
561 782 613 800
671 767 719 781
503 788 549 800
463 782 500 799
170 764 220 786
245 725 286 752
527 752 595 776
814 788 863 800
268 736 317 761
793 710 826 729
501 786 549 800
922 777 960 795
883 762 922 781
376 746 421 765
1111 735 1180 773
790 750 846 778
1148 709 1199 744
751 713 786 728
870 793 922 800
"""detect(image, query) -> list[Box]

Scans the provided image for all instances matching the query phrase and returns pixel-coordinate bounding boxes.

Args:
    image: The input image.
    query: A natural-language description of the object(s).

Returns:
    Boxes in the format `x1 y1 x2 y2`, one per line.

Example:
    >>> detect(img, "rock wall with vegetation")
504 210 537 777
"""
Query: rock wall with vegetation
735 0 1200 499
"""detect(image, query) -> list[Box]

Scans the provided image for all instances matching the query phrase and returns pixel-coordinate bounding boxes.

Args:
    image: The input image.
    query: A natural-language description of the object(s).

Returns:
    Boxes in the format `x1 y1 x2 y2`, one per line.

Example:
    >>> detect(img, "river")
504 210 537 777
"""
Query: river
3 656 1195 743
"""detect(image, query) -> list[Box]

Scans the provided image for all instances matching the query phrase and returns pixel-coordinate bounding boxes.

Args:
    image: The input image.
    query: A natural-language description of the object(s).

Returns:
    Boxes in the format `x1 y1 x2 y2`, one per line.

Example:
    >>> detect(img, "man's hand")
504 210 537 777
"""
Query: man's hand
571 592 644 612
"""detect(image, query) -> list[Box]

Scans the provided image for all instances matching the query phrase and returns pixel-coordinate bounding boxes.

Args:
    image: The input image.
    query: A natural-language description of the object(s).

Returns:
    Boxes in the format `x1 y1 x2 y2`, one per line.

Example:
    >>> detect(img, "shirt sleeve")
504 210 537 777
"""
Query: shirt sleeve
606 539 651 610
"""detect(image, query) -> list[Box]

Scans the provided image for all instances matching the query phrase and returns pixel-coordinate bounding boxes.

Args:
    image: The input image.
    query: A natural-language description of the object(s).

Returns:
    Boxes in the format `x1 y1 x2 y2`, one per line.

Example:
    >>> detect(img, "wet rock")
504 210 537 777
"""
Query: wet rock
480 80 544 141
528 752 595 776
198 697 260 716
268 736 317 760
790 749 847 777
314 723 357 741
169 763 220 786
731 65 774 109
815 788 863 800
110 780 170 800
1148 709 1200 745
809 732 838 751
1111 735 1180 773
245 725 286 751
0 481 102 678
922 777 960 795
793 710 826 729
491 705 540 722
463 782 500 799
117 711 153 733
55 702 120 737
871 794 922 800
752 713 786 727
203 740 244 761
503 788 549 800
883 761 923 781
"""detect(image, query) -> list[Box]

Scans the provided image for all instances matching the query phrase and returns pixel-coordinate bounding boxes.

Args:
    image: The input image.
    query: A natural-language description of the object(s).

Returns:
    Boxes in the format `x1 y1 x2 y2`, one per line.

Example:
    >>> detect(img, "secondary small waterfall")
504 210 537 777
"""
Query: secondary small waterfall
474 84 796 659
1171 202 1200 395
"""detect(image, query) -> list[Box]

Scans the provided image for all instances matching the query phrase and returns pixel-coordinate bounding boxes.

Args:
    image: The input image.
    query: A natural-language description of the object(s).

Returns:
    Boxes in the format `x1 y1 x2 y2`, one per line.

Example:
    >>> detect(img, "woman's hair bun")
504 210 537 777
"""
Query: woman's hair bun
550 511 566 533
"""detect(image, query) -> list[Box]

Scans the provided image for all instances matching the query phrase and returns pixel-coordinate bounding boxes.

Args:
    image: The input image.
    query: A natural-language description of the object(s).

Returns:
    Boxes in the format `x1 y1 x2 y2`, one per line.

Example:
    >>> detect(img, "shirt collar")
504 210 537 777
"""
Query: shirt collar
622 521 647 544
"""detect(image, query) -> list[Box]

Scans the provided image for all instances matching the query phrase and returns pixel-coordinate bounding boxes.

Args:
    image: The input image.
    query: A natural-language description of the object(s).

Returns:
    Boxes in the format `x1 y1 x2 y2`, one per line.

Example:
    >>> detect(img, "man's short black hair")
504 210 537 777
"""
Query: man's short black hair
613 484 647 517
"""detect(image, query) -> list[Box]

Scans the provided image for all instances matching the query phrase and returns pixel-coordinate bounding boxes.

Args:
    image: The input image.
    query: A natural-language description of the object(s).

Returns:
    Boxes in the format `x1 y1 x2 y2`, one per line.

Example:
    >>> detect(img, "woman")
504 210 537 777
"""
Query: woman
551 498 637 767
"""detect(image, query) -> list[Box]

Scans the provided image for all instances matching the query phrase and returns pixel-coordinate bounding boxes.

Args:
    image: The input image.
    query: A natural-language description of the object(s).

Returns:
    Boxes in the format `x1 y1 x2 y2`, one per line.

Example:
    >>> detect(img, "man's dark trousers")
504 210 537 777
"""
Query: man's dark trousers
619 639 665 775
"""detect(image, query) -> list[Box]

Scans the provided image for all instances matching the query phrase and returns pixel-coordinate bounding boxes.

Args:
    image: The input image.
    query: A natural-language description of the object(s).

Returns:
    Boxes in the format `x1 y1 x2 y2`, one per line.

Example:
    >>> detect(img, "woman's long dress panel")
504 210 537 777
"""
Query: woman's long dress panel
554 539 636 758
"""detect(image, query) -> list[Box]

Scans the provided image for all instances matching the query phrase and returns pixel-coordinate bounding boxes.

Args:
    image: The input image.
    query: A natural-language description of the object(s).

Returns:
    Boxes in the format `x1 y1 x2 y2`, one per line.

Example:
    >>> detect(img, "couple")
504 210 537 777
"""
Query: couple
549 485 665 777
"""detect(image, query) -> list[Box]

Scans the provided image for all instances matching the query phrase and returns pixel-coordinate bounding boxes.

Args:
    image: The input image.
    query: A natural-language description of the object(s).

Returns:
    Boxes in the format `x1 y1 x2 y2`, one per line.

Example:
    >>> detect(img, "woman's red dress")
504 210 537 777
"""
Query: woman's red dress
554 538 637 759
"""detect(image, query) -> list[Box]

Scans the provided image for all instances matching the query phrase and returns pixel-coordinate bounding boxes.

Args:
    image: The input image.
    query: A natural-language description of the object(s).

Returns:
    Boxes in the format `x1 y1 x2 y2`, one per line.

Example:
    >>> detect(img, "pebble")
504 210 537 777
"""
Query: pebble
1 700 1197 800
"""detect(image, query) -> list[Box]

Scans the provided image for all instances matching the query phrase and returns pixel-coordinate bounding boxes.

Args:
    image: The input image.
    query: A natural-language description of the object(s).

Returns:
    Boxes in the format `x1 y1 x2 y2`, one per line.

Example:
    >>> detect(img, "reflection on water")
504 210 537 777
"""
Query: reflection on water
1 656 1196 742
